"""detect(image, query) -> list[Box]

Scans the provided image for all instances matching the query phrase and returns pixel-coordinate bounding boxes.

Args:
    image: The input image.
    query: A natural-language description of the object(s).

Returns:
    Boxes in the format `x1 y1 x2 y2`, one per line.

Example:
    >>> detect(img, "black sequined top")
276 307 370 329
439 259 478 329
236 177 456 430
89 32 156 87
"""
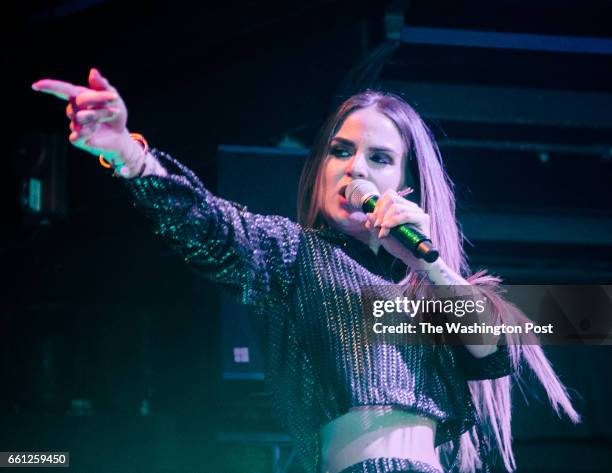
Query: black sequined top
124 149 513 473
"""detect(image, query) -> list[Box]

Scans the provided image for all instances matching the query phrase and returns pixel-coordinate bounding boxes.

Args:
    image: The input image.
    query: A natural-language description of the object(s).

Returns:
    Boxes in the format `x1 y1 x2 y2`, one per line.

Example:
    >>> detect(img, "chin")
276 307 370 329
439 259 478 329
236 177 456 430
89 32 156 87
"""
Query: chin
322 200 366 231
347 211 367 224
329 209 366 234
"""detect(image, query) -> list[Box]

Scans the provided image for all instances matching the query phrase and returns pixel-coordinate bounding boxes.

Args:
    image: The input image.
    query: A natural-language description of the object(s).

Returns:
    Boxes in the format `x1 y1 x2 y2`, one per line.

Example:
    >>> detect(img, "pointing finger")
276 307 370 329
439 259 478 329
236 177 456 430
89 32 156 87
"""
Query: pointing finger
31 79 88 100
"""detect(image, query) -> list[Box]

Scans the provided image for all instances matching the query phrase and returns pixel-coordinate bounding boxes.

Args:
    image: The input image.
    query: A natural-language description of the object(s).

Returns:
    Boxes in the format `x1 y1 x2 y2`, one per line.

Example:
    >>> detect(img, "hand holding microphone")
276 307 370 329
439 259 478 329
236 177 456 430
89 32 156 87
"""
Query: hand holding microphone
345 179 439 264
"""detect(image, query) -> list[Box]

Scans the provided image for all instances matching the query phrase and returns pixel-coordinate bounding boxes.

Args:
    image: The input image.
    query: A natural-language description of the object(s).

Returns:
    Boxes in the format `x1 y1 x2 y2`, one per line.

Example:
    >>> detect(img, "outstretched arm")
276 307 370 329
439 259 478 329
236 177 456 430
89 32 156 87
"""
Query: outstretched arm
122 148 302 308
32 68 163 178
32 69 302 308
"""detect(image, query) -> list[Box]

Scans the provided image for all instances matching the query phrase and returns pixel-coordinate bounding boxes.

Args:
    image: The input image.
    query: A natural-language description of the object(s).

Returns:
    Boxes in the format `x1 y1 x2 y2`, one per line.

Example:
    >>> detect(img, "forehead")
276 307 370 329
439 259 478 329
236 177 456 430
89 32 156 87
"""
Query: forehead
334 107 403 148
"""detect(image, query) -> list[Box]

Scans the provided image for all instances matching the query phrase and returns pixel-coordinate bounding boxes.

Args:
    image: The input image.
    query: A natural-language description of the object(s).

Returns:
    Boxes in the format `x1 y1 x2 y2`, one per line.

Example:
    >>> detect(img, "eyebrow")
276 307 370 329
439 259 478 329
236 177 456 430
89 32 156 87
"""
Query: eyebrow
331 136 398 155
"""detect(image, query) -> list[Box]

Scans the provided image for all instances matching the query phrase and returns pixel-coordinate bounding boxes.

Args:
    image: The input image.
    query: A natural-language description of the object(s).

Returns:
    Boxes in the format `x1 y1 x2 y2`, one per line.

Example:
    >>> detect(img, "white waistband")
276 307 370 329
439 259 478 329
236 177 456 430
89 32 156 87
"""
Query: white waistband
320 407 443 473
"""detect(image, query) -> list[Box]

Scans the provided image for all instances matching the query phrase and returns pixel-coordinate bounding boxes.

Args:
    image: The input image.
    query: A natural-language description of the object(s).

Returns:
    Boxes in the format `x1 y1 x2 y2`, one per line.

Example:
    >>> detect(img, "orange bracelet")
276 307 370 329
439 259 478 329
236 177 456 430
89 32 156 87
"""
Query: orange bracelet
98 132 149 170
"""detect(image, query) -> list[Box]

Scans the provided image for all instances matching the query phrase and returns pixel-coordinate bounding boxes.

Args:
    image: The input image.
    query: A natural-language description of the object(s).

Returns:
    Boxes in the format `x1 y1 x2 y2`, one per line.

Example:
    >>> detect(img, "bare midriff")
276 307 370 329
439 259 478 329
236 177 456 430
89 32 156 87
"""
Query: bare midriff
320 406 443 473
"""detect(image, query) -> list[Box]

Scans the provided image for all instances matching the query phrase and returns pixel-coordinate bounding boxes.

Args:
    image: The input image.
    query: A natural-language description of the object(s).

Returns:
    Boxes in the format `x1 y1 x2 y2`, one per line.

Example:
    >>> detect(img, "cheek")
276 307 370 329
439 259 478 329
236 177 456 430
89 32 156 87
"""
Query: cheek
390 162 406 189
374 169 403 193
319 164 336 210
322 162 340 193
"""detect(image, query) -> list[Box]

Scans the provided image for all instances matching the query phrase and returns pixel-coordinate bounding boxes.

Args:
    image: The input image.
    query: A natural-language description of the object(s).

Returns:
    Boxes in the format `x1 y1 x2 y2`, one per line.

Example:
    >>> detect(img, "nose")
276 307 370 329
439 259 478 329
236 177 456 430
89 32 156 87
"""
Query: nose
345 153 368 179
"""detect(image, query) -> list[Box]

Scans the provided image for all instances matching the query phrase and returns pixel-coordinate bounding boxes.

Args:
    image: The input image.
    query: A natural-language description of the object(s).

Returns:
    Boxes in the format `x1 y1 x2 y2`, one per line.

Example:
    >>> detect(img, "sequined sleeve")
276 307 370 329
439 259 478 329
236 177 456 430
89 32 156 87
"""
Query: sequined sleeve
453 341 513 380
122 149 301 308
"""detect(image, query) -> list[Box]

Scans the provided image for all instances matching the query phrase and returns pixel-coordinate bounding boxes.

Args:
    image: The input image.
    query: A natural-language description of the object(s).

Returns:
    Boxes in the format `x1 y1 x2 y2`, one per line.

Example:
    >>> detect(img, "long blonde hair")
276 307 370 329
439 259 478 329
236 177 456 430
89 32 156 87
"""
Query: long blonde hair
297 90 581 472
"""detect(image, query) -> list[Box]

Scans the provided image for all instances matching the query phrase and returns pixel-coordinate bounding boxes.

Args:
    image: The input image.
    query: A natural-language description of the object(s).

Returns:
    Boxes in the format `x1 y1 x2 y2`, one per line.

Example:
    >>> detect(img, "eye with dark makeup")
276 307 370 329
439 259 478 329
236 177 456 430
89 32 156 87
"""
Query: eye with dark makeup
370 153 393 165
329 146 351 158
329 145 394 165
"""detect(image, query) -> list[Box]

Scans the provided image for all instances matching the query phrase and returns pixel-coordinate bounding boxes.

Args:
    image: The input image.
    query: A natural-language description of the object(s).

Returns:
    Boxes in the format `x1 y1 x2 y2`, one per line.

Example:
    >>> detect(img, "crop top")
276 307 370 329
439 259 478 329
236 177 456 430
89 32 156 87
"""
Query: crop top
123 149 513 473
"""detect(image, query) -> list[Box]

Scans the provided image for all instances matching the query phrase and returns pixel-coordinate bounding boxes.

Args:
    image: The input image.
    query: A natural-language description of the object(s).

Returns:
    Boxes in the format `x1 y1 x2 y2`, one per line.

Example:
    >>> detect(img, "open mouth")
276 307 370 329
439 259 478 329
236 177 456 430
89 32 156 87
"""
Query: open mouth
338 184 348 197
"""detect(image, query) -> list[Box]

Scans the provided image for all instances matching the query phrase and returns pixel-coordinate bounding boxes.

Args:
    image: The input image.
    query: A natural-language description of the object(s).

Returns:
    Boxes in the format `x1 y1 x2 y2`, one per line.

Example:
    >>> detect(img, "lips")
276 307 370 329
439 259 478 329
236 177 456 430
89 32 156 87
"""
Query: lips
338 185 351 209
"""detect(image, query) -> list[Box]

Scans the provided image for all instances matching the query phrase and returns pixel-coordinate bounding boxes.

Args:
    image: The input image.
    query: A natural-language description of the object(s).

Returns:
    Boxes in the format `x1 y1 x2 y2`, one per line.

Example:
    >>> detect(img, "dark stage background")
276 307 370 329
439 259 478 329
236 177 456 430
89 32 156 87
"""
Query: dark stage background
4 1 612 472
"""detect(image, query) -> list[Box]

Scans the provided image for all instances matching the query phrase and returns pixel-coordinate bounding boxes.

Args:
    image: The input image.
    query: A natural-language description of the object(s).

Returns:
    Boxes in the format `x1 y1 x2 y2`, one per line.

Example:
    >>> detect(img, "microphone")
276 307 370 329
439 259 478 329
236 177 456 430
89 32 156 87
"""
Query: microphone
345 179 440 263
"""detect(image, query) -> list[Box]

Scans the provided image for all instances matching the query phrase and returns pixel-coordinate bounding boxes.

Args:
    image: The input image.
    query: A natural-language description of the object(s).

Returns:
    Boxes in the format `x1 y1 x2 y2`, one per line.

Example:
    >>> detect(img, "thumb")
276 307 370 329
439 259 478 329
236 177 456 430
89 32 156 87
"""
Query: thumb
88 68 117 92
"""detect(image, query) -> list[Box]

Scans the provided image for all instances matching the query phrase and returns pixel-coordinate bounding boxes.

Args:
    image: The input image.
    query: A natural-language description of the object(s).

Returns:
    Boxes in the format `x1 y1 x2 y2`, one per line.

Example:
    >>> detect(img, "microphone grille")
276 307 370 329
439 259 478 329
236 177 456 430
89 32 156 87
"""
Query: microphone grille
345 179 380 210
